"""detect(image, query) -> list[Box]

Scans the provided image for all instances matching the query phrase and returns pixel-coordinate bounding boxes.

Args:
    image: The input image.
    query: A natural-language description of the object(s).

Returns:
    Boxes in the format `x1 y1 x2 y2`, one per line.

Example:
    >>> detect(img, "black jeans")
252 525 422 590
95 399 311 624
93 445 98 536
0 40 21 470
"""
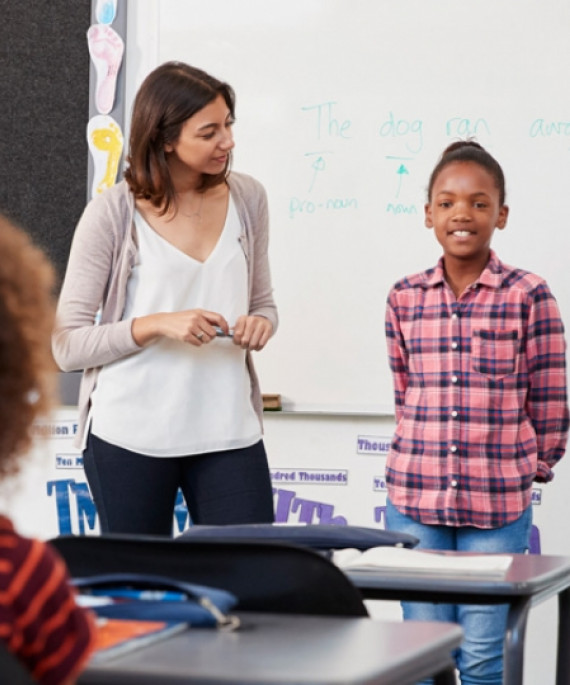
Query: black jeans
83 433 275 535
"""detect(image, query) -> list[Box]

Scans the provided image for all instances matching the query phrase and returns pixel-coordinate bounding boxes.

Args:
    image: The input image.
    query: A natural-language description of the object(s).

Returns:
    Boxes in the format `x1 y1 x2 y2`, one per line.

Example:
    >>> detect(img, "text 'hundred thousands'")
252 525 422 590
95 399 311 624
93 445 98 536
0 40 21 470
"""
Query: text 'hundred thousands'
271 469 348 485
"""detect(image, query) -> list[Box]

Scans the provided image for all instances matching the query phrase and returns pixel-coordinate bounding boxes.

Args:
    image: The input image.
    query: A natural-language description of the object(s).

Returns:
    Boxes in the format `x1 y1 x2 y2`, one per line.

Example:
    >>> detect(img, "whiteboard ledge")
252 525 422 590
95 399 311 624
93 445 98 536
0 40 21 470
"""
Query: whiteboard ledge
267 402 395 417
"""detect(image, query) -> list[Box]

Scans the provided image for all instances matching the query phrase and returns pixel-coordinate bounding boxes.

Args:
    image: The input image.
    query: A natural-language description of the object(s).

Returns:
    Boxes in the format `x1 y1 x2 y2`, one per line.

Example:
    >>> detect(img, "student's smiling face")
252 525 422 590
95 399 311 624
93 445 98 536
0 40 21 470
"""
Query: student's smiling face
425 161 509 268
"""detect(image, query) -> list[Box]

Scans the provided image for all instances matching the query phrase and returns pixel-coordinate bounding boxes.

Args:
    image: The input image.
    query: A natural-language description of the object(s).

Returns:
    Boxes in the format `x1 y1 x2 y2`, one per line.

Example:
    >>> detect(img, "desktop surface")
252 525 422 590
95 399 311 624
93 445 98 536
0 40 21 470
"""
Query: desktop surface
79 612 462 685
345 552 570 685
346 552 570 601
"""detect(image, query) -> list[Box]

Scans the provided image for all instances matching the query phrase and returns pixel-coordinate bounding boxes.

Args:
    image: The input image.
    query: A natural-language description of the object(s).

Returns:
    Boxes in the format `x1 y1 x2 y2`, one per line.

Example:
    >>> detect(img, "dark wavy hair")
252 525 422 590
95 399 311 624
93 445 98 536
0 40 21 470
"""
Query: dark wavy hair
0 214 57 478
124 61 236 215
427 140 506 205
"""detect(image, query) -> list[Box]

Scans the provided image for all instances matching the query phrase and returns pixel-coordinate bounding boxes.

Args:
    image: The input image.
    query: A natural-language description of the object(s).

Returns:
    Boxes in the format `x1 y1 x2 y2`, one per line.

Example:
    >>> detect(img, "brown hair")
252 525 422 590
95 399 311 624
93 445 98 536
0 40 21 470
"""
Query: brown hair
124 61 236 215
427 140 506 205
0 214 57 478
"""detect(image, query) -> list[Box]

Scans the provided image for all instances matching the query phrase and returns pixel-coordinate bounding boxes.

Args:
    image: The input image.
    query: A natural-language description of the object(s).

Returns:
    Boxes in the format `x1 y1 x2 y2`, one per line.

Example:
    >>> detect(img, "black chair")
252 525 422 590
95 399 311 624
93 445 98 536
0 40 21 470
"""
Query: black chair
50 534 368 617
0 641 37 684
178 523 418 550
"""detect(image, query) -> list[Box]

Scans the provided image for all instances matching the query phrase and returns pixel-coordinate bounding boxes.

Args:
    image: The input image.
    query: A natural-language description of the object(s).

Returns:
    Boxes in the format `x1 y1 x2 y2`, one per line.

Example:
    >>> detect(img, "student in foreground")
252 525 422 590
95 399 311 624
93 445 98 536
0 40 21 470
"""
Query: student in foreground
52 61 278 534
384 140 569 684
0 216 95 683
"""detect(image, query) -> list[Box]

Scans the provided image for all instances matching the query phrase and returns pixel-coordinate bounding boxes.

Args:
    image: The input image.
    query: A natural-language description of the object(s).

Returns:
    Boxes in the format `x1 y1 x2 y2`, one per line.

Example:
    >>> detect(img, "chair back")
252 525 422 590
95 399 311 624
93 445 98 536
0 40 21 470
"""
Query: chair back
0 641 37 684
50 534 368 617
179 523 418 550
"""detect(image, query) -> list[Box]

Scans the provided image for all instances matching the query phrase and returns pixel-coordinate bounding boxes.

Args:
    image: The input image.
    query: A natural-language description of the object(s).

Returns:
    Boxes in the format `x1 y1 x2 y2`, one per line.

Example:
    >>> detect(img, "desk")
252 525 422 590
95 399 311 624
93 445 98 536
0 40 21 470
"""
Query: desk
346 552 570 685
79 612 462 685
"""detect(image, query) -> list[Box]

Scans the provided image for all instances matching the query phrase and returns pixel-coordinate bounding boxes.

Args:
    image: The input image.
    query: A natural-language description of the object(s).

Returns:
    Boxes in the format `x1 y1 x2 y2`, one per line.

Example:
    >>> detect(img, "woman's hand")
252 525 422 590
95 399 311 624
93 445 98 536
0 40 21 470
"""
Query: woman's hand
132 310 230 347
232 315 273 351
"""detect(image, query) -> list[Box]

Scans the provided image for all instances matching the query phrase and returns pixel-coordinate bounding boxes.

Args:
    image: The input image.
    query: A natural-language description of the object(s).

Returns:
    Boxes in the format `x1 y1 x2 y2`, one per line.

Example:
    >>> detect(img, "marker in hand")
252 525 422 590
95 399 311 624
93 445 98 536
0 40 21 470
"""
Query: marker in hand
214 326 234 338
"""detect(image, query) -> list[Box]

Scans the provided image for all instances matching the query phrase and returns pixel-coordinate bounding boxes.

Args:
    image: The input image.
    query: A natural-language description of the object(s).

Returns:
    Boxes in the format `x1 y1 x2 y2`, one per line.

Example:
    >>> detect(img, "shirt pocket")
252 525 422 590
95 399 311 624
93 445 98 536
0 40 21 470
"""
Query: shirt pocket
471 329 518 379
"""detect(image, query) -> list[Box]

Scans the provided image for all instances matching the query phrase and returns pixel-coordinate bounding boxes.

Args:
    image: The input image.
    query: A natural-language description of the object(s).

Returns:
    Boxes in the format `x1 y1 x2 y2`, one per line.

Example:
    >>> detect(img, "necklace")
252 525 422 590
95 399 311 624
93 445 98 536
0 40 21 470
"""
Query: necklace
176 192 205 220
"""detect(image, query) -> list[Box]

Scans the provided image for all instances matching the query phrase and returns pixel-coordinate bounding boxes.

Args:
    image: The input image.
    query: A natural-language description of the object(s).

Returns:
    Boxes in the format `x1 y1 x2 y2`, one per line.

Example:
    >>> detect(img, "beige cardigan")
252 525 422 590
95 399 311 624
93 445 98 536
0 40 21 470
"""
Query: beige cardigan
53 172 278 449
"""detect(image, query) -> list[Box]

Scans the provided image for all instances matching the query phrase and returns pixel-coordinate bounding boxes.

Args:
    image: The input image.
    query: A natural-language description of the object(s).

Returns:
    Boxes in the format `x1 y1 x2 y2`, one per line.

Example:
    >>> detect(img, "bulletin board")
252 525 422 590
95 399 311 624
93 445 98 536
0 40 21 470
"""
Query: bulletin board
0 1 91 285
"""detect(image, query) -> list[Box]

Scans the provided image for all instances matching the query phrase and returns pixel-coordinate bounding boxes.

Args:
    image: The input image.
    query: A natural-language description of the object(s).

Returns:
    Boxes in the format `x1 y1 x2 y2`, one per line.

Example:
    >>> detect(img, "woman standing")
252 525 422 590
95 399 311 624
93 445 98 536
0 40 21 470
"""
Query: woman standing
53 62 278 535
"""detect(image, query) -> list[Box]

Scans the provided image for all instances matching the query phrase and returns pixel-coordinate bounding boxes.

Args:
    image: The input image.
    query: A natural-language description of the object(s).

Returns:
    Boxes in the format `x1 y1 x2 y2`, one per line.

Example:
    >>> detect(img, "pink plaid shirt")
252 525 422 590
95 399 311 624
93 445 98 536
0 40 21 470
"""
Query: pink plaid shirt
385 251 569 528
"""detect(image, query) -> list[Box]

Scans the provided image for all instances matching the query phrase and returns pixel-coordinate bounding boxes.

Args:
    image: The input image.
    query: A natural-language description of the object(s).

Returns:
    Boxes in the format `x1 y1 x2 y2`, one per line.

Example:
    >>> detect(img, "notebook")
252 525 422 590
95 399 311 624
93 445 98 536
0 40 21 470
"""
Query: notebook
333 546 513 577
91 618 188 662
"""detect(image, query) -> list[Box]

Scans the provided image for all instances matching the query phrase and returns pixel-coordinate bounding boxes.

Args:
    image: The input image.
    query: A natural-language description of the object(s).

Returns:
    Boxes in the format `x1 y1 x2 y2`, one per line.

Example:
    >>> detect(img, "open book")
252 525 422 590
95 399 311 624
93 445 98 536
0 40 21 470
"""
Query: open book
333 546 513 577
91 618 188 662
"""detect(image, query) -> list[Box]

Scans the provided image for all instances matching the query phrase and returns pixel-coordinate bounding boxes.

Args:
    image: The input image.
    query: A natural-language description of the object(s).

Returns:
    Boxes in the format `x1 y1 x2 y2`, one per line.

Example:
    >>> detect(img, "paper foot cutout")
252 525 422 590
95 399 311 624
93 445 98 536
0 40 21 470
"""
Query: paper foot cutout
96 0 117 24
88 115 124 198
87 23 124 114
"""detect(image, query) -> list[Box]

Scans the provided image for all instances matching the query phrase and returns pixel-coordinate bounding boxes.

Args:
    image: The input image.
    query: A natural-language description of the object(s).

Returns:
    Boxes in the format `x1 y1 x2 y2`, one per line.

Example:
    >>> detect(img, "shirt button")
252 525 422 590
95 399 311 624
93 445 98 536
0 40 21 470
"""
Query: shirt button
451 341 458 350
451 410 458 418
450 480 458 488
451 375 458 384
451 312 458 319
449 445 458 453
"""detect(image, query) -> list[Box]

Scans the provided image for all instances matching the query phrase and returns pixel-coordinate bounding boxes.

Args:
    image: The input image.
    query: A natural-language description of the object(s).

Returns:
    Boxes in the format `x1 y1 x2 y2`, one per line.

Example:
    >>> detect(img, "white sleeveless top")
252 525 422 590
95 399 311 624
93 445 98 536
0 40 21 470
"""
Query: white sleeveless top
89 197 261 456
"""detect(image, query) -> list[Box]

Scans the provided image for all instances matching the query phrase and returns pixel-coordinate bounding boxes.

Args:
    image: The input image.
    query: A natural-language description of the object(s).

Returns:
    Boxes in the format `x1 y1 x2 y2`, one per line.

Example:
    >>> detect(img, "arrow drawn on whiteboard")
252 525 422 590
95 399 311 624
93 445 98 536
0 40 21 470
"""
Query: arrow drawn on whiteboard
305 151 333 193
396 164 409 198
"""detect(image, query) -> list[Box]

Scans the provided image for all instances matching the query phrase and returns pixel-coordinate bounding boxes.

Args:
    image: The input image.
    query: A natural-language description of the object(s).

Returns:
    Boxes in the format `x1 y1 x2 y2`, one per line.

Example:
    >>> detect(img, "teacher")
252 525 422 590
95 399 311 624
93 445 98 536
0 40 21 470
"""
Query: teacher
53 61 278 535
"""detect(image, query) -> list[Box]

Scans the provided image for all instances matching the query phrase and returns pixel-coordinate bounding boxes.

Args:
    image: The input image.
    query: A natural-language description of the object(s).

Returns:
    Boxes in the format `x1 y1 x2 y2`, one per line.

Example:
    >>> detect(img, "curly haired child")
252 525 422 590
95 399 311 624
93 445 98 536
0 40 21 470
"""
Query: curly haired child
0 214 95 684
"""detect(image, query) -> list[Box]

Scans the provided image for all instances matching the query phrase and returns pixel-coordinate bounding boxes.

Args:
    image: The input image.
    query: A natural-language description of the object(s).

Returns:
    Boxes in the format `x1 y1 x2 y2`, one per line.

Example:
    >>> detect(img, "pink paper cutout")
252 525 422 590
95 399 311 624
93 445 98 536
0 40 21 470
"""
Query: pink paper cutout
87 24 124 114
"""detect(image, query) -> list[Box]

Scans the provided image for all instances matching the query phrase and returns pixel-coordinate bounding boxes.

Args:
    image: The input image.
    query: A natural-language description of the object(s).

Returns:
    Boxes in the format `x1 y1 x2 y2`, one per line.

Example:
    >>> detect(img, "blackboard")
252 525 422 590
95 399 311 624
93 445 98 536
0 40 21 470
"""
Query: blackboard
126 0 570 413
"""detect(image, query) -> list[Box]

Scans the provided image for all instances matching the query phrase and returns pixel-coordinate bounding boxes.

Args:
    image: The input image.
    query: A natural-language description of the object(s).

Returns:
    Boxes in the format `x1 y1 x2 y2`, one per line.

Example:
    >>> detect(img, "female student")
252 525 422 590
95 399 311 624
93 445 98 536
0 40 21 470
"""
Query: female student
384 140 569 684
53 61 278 535
0 215 95 683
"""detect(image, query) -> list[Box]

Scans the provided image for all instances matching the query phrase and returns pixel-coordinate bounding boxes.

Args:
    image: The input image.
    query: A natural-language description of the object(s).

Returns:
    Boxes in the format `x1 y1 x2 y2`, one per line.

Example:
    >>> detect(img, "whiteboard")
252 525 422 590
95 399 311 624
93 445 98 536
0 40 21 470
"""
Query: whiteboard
126 0 570 413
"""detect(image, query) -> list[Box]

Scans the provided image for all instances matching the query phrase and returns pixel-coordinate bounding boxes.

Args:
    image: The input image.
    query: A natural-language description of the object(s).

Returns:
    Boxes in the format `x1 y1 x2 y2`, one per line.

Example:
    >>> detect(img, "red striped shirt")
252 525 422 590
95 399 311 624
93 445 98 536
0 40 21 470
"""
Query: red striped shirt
0 517 95 683
385 251 569 528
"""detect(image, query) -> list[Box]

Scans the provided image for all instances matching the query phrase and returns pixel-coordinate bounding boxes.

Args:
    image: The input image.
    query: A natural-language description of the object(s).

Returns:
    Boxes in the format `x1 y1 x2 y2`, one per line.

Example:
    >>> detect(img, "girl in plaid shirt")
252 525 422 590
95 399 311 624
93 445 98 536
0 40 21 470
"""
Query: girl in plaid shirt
385 141 569 684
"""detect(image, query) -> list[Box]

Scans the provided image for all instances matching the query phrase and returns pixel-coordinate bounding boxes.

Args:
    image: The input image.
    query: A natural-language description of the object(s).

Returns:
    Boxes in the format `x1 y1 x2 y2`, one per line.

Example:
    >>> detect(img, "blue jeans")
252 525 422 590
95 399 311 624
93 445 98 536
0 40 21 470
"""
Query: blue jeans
385 498 532 685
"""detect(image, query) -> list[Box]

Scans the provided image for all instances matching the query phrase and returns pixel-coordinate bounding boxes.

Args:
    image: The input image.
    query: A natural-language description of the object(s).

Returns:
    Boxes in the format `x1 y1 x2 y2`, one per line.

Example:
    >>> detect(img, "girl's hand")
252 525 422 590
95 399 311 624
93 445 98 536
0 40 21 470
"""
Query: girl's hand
232 315 273 351
132 310 229 347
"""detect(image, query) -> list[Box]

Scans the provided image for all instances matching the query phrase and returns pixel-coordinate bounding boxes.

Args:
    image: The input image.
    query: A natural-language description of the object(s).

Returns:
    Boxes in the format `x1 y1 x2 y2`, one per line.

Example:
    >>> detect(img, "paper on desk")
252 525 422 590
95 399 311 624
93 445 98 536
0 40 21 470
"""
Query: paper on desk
333 546 513 576
91 618 188 663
